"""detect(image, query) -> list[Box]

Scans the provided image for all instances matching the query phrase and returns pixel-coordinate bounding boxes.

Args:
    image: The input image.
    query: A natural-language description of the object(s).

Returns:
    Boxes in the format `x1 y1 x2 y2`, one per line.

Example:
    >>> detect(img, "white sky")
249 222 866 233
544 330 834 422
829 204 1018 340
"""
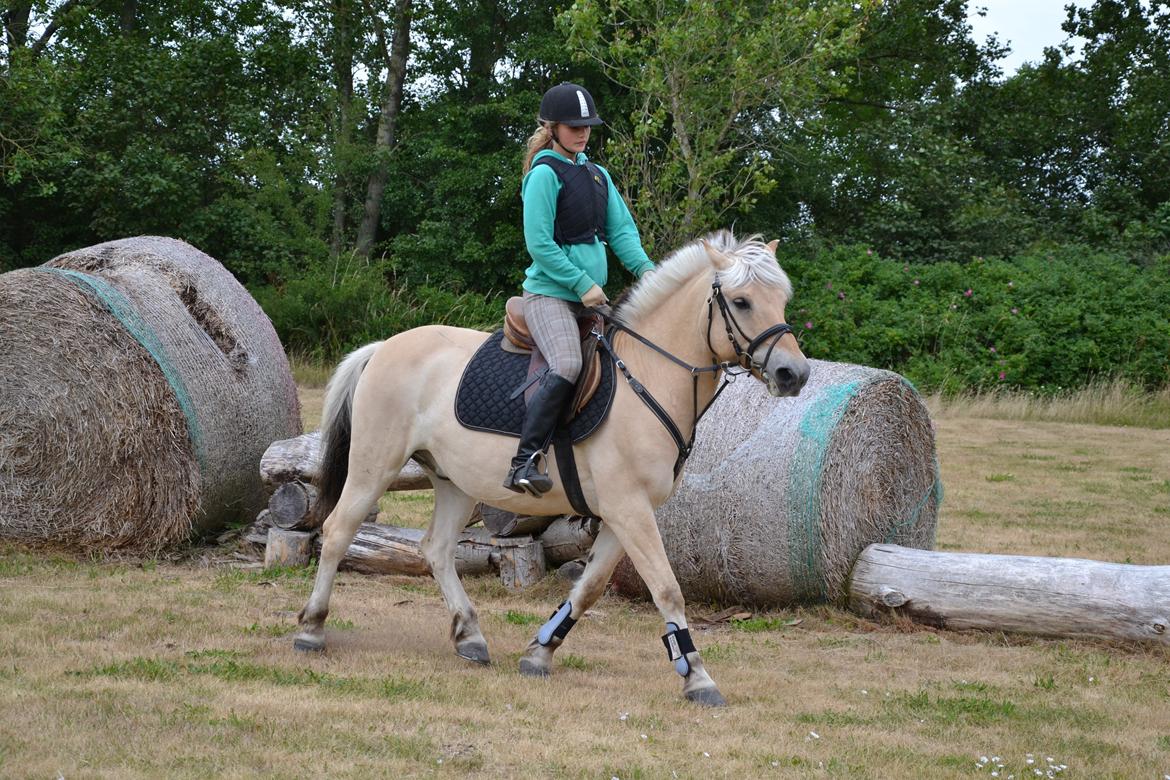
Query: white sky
966 0 1093 73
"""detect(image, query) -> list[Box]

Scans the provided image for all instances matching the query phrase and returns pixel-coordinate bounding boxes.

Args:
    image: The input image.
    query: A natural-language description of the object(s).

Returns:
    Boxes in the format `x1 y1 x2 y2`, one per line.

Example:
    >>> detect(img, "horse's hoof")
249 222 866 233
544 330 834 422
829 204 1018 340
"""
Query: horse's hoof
292 633 325 653
456 641 491 666
685 687 727 707
519 658 550 678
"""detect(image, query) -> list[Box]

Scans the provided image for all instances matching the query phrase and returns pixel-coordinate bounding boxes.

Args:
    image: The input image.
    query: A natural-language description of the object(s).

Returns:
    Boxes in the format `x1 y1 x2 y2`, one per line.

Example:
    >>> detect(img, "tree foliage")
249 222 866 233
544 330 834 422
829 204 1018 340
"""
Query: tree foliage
1 0 1168 388
560 0 872 253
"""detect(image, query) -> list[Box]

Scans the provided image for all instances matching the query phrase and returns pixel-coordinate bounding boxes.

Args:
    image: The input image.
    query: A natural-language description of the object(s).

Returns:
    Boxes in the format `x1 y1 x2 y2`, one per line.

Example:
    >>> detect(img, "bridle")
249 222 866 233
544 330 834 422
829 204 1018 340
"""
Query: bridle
706 274 794 383
593 275 794 477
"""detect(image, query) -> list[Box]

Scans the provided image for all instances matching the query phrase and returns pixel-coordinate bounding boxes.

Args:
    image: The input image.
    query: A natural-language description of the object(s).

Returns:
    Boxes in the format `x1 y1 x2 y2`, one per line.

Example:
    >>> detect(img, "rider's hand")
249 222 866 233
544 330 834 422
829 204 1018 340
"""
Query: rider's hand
581 284 608 308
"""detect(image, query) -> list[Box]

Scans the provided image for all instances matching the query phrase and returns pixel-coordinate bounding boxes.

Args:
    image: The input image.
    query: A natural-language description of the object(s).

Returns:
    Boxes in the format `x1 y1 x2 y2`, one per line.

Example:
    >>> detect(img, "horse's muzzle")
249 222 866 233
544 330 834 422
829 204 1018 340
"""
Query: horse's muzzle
763 355 810 397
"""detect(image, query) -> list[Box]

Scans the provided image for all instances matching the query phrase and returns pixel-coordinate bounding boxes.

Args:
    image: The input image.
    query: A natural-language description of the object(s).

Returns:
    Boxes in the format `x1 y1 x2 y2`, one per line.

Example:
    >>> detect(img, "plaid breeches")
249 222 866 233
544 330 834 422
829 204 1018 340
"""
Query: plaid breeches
522 292 585 382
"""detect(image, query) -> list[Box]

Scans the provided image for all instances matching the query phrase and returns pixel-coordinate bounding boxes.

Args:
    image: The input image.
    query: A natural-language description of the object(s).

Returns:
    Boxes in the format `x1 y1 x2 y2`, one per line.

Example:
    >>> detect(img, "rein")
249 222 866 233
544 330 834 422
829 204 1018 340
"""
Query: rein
593 277 793 477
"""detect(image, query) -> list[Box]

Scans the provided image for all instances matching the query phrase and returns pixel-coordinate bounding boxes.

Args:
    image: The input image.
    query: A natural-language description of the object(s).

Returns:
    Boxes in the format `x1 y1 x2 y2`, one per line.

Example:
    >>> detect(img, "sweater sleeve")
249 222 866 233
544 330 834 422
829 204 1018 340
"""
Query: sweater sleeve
600 166 655 278
522 165 595 299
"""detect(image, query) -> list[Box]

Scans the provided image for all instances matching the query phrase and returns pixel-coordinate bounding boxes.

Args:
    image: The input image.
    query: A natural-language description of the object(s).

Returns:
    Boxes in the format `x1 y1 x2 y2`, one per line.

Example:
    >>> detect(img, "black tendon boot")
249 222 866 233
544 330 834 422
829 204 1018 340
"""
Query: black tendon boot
503 372 576 496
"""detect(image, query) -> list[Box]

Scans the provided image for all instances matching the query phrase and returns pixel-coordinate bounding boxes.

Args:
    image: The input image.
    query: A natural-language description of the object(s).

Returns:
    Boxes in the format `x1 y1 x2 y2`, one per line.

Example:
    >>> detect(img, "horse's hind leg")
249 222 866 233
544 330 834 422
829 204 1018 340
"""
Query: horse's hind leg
293 473 390 652
519 523 624 678
420 481 488 665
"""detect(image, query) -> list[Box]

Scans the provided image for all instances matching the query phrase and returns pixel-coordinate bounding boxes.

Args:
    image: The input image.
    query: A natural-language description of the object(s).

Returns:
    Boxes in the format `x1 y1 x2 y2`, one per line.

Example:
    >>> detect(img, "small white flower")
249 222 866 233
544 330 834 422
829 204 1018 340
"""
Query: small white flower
618 712 629 721
980 757 990 764
702 752 710 758
640 734 648 740
808 731 820 739
771 761 779 767
992 772 999 777
1026 758 1035 765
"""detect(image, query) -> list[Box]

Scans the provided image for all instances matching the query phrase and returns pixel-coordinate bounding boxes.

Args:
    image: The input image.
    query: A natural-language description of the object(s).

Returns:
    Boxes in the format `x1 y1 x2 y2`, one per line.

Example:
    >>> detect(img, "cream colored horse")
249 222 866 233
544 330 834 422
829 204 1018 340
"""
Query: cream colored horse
294 231 810 706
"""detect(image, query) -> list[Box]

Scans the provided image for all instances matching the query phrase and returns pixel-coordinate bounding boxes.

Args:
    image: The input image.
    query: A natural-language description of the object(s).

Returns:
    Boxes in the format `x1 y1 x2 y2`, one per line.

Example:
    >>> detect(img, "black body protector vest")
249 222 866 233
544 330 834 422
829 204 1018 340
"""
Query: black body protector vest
533 156 609 246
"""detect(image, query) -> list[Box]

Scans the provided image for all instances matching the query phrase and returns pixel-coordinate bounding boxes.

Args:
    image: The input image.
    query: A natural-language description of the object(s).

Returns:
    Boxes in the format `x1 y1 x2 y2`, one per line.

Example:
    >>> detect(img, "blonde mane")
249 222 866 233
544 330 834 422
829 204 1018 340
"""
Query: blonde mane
614 230 792 326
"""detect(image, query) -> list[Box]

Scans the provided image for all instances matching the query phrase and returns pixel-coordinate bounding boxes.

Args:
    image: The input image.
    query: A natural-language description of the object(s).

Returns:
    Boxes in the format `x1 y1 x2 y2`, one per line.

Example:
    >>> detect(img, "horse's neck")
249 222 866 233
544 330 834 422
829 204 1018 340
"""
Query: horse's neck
616 274 722 433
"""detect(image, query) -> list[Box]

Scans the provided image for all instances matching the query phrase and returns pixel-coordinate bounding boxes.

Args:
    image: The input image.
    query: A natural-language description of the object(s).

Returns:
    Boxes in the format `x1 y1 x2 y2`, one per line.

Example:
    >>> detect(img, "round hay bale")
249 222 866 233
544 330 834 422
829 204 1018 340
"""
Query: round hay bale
610 359 941 607
0 236 301 552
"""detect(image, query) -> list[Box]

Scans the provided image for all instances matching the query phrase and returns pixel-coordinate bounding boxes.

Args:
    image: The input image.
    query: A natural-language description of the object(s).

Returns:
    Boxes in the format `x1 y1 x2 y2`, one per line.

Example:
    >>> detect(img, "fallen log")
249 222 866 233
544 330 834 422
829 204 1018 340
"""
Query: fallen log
268 481 318 530
539 516 599 565
260 431 430 491
319 523 496 577
265 529 313 568
849 544 1170 645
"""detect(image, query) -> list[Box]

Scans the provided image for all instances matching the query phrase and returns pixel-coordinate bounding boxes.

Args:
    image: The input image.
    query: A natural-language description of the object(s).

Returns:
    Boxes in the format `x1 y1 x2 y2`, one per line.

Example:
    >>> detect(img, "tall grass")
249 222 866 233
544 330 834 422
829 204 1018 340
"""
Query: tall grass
927 378 1170 428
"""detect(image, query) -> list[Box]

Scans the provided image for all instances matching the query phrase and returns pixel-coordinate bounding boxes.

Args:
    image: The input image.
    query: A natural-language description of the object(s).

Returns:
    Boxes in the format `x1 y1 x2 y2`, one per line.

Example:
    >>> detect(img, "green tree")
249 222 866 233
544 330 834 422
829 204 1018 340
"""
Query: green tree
561 0 871 253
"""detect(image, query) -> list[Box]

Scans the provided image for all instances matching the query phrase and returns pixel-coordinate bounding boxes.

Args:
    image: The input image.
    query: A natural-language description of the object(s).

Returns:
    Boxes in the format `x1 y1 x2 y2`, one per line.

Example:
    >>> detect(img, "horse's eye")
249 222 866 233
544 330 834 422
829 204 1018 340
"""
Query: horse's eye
733 297 751 310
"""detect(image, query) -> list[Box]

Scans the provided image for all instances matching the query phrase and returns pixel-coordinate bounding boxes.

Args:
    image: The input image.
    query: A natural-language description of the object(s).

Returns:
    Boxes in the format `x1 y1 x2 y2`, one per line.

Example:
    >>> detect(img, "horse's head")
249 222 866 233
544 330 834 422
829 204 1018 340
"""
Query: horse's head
700 234 810 397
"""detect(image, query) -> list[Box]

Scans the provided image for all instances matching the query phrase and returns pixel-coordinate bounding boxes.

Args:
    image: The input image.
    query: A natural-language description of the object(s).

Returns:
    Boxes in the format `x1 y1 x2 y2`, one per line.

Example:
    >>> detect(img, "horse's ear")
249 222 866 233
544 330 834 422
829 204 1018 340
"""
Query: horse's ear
701 238 734 271
765 239 779 254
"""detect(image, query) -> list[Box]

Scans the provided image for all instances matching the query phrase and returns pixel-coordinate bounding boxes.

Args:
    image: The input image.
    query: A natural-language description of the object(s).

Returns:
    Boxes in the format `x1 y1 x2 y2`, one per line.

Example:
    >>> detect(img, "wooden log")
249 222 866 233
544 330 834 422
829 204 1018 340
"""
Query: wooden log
849 544 1170 645
265 528 313 568
320 523 496 577
268 481 318 530
493 535 546 589
538 516 599 565
260 431 430 491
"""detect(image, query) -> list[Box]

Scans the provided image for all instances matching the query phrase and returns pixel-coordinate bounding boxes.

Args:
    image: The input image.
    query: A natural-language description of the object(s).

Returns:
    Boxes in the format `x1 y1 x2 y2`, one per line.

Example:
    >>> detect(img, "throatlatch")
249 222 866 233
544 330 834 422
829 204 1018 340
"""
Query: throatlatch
537 600 577 646
662 622 697 676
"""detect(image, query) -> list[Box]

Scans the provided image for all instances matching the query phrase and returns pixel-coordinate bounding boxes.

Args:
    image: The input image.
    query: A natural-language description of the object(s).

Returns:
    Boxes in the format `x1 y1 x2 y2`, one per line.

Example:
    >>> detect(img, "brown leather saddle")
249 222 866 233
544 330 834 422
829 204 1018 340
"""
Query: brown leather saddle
502 296 605 416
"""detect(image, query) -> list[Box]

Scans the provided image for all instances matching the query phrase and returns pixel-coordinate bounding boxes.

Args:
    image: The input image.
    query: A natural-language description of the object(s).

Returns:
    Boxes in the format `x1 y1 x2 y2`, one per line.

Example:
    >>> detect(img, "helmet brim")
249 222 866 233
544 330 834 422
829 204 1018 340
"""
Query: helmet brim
556 116 604 127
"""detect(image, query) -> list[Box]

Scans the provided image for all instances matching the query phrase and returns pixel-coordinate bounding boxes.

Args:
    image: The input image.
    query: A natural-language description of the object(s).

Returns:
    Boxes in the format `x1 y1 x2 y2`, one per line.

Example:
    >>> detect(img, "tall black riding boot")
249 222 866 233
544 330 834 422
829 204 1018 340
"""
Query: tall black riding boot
503 372 576 496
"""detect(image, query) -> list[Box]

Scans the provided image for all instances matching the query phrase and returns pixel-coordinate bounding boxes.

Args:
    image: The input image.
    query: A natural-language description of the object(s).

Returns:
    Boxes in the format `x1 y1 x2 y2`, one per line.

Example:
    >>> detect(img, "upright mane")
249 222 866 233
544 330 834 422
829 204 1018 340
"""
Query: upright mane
614 230 792 326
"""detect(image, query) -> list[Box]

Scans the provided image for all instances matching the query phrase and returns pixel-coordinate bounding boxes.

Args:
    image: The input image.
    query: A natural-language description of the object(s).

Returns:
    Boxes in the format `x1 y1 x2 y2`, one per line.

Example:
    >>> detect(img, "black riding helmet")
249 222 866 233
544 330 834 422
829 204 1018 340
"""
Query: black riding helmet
538 82 603 127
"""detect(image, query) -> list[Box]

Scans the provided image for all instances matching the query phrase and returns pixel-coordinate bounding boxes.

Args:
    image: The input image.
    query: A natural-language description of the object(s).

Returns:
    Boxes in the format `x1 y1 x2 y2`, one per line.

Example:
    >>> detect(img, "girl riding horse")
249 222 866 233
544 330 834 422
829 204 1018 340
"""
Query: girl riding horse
503 82 656 496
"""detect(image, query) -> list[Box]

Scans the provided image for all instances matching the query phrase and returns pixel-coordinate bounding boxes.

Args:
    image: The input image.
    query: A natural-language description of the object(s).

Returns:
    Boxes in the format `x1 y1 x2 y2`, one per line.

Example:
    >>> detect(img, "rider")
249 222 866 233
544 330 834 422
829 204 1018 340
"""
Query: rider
503 82 656 496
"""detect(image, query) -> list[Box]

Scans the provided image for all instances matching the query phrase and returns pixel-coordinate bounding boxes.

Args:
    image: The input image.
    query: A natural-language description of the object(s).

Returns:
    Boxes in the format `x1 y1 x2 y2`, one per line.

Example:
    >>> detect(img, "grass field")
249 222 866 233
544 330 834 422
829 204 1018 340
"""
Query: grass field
1 384 1168 778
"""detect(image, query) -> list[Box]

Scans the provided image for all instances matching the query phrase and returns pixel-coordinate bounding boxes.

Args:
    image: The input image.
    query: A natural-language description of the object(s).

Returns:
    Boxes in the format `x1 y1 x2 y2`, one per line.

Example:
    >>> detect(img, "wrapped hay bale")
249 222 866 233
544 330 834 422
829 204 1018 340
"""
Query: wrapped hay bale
611 359 941 607
0 236 300 552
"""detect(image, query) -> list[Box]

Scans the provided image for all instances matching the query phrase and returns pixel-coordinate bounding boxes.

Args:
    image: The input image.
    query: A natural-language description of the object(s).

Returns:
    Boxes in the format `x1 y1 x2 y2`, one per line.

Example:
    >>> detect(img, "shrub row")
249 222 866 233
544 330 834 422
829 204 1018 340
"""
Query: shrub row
777 244 1170 392
252 244 1170 393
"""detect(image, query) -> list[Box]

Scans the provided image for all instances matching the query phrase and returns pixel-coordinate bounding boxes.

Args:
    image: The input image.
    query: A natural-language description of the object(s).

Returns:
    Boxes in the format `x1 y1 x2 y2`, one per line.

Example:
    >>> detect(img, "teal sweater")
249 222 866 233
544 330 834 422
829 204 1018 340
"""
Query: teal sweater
521 149 654 301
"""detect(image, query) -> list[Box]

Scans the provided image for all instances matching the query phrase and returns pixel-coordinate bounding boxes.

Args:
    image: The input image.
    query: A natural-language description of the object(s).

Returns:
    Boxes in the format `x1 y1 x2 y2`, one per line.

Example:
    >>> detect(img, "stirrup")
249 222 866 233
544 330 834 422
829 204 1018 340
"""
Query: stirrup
515 451 553 496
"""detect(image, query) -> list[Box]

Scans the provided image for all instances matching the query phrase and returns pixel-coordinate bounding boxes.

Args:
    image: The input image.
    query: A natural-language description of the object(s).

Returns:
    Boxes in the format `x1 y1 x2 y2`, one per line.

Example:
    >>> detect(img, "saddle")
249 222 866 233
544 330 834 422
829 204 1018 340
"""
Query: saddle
454 298 616 518
502 296 604 415
454 319 615 445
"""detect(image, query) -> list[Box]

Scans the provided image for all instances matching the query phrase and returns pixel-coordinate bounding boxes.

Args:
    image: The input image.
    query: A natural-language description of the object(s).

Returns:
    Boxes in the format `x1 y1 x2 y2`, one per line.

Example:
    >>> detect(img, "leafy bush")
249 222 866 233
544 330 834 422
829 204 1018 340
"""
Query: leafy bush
777 244 1170 393
251 257 503 358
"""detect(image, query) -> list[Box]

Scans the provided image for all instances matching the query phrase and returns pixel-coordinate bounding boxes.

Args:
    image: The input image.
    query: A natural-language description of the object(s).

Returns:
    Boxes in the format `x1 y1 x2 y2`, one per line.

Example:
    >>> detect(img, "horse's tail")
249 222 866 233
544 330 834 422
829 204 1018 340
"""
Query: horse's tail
314 341 383 524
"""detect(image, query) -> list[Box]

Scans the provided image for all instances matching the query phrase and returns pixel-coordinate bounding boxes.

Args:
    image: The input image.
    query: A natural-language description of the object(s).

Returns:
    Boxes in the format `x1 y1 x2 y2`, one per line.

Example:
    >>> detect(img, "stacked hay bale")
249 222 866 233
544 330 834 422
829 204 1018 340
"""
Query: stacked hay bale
611 359 941 607
0 237 300 552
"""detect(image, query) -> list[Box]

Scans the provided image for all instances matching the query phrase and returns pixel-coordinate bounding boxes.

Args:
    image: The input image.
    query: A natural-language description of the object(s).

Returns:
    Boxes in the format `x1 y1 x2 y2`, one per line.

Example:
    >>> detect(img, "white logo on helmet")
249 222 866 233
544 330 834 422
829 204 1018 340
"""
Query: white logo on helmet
576 90 589 118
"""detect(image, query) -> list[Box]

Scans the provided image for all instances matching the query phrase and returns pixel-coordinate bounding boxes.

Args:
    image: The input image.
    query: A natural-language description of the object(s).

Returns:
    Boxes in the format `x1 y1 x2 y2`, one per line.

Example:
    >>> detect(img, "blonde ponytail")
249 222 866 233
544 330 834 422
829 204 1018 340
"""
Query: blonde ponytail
522 122 555 175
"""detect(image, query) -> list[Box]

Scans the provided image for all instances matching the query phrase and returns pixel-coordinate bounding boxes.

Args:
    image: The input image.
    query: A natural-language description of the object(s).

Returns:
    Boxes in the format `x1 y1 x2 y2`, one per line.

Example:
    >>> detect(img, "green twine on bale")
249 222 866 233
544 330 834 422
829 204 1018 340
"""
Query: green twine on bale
786 379 862 602
786 377 945 601
36 267 207 470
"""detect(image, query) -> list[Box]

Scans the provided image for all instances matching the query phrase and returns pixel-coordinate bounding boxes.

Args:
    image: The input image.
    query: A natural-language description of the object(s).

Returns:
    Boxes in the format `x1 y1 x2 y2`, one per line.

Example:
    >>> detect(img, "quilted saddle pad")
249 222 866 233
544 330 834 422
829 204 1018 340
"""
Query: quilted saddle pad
455 330 615 442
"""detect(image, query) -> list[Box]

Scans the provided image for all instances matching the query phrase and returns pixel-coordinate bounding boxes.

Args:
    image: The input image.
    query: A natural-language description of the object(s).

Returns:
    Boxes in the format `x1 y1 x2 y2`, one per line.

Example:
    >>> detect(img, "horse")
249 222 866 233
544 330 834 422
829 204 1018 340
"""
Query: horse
294 230 810 706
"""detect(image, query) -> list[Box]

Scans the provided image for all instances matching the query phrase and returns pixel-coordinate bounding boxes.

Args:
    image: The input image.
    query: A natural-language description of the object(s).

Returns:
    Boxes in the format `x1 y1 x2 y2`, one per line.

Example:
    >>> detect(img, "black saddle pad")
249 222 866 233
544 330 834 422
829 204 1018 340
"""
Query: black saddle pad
455 330 615 442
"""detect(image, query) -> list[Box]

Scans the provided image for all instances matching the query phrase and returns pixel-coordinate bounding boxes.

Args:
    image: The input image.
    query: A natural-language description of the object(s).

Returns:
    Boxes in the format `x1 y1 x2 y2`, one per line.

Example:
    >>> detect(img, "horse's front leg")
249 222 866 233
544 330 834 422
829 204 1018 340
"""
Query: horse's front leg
519 524 625 677
604 501 726 707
